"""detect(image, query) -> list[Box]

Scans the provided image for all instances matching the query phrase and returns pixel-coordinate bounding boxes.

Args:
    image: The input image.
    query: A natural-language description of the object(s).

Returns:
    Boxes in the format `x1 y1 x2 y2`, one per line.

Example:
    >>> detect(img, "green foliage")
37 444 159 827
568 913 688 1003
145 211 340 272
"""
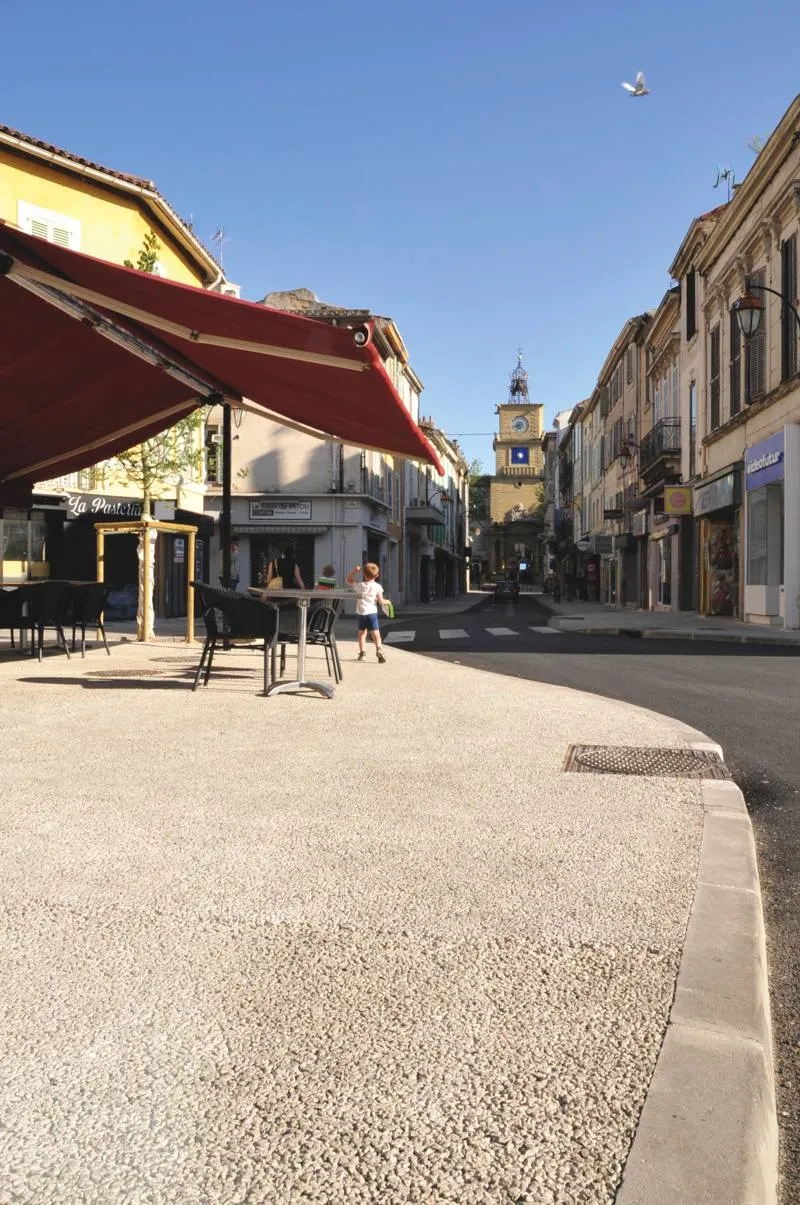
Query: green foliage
123 230 160 274
112 232 204 509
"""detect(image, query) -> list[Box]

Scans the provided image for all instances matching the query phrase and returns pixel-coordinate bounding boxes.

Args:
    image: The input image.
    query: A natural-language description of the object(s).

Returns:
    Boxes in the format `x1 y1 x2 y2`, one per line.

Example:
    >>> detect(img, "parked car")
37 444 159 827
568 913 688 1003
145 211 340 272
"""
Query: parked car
493 579 520 602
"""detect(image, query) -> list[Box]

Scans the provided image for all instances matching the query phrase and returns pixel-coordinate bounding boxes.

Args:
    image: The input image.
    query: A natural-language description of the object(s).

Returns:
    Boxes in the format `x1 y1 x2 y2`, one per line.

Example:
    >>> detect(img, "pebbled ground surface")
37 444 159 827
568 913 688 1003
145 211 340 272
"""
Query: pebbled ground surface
0 639 705 1204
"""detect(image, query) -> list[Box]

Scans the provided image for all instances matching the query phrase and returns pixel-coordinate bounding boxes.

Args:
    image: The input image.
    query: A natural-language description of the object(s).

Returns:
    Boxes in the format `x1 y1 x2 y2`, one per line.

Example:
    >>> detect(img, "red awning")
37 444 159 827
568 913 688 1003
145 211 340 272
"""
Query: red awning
0 224 442 502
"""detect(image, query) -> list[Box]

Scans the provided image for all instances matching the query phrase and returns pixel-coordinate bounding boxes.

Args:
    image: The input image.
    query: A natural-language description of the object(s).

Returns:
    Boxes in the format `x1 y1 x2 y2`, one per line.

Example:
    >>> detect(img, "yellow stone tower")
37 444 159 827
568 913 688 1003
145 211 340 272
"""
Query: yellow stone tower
490 352 544 528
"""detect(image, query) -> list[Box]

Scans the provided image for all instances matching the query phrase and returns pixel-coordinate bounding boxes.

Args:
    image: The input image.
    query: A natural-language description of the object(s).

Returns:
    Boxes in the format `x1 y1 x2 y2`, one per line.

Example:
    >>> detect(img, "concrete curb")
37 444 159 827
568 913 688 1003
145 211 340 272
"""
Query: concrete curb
552 622 800 648
616 747 777 1204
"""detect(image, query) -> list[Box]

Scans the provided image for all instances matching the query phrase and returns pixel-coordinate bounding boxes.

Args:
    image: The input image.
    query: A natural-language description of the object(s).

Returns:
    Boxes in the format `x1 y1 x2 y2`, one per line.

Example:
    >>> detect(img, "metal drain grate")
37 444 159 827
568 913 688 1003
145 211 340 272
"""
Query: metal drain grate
563 744 731 779
86 669 172 678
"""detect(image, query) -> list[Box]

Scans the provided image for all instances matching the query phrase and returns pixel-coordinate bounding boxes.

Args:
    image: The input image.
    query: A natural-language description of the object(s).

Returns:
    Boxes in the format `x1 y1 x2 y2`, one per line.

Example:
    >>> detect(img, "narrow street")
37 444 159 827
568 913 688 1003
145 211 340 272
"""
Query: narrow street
384 593 800 1200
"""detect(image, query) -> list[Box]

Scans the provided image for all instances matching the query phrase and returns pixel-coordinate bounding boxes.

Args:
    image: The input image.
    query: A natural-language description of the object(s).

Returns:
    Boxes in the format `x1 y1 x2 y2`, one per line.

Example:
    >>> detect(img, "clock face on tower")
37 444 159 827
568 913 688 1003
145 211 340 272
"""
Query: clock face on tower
510 415 529 434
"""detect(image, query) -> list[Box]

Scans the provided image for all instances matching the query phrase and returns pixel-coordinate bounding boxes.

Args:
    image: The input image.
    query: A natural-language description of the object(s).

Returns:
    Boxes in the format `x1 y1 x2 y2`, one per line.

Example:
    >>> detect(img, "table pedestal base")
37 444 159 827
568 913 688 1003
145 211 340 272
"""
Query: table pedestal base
266 679 335 699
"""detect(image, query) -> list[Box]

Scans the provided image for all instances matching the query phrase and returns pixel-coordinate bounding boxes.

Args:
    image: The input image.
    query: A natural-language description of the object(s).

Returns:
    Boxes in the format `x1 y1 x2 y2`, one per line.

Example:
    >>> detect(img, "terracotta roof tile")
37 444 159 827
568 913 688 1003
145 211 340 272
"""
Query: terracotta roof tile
0 123 223 274
0 123 155 189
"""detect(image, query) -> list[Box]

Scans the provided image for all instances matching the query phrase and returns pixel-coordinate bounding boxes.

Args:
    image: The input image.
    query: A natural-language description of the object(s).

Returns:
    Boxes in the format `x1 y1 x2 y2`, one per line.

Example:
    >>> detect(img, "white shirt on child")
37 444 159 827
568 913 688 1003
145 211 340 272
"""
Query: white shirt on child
351 579 384 615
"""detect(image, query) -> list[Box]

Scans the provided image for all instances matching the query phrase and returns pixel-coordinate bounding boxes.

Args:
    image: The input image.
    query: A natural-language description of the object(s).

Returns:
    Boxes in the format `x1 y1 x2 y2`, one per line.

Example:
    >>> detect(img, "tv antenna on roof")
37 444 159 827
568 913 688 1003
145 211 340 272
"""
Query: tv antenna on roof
211 226 230 269
747 135 766 155
713 165 735 202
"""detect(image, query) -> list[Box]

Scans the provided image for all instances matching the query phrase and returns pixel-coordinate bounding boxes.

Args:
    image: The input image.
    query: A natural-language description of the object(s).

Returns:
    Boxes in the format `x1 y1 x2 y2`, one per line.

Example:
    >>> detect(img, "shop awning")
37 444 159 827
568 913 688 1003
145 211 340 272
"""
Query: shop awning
0 224 442 504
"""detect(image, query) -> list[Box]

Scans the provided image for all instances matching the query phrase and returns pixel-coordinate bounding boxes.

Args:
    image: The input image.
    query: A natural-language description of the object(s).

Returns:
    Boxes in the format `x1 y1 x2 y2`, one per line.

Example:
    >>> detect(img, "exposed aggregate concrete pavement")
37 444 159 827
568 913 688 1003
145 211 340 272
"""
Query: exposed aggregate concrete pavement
0 639 708 1203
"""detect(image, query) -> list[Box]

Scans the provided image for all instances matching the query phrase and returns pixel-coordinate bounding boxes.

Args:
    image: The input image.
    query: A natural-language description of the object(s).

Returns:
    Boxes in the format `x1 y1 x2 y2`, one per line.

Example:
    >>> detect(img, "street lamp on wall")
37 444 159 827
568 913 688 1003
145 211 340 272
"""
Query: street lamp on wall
426 485 452 505
618 439 639 471
734 283 800 338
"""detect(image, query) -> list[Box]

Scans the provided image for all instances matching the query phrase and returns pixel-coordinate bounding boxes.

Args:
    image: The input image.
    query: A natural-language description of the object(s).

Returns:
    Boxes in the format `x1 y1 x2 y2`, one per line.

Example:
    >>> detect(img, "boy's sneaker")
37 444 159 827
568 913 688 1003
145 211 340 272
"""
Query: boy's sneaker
357 651 366 661
376 649 386 663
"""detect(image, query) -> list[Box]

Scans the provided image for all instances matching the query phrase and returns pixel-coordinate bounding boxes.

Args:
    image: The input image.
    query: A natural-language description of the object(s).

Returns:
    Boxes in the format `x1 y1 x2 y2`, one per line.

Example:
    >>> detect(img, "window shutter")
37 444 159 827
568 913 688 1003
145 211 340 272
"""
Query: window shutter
781 236 798 382
729 310 741 417
709 325 721 430
686 271 697 340
18 202 80 250
746 270 766 403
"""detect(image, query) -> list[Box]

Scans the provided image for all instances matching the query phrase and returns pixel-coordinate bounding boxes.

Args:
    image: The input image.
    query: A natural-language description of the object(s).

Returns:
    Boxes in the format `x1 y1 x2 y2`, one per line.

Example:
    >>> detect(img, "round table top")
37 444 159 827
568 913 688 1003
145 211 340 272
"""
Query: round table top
247 586 354 602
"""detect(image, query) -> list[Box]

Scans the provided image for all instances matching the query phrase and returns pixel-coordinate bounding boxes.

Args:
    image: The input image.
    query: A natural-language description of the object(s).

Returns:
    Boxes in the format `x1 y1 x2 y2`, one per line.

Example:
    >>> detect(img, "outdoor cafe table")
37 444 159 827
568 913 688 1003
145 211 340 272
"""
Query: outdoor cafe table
247 586 353 699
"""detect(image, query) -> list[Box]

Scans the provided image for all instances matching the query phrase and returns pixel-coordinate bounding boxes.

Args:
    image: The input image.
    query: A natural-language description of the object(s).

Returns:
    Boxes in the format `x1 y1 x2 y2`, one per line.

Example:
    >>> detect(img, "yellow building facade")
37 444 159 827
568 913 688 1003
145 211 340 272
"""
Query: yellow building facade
0 124 227 598
489 355 545 579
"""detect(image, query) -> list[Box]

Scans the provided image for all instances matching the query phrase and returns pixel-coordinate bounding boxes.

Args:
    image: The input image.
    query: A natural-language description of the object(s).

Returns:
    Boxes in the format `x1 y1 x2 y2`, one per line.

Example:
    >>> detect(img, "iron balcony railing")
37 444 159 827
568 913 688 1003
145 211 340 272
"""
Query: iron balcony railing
640 418 681 473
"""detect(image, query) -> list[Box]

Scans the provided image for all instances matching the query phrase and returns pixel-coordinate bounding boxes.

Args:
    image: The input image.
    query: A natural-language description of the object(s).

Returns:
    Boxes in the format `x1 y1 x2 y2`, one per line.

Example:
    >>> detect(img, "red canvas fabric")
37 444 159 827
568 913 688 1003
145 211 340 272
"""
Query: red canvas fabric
0 225 441 501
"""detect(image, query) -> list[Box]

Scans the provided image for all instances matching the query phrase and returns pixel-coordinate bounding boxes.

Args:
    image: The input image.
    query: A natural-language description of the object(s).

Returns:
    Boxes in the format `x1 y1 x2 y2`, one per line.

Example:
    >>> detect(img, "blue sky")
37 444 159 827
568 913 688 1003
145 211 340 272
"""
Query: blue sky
3 0 798 470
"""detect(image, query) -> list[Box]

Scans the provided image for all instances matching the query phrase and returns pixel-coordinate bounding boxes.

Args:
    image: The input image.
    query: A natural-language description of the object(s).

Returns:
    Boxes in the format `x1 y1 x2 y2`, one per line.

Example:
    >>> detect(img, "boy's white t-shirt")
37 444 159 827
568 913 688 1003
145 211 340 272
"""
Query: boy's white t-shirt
352 579 384 615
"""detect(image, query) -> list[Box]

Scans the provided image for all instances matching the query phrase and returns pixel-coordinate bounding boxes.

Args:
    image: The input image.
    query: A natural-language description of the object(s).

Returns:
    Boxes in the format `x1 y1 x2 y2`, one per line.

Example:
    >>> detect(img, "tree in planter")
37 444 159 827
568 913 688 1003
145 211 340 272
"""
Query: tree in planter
109 232 205 640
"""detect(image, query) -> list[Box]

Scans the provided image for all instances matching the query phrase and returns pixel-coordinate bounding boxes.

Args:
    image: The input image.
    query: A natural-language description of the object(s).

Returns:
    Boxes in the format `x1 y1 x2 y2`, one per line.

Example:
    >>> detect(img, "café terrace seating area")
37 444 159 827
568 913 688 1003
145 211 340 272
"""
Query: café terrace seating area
0 580 111 661
1 579 347 698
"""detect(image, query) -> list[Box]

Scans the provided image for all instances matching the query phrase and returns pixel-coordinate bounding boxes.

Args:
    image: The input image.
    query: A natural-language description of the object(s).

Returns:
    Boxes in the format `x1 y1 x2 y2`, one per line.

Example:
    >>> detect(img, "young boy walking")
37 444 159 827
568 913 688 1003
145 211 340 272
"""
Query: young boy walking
345 562 390 663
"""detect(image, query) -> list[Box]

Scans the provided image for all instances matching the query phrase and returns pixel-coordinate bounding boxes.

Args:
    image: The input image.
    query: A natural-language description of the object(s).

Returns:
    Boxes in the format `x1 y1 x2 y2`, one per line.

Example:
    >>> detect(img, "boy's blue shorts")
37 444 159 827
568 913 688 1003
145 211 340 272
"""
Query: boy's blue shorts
357 613 380 632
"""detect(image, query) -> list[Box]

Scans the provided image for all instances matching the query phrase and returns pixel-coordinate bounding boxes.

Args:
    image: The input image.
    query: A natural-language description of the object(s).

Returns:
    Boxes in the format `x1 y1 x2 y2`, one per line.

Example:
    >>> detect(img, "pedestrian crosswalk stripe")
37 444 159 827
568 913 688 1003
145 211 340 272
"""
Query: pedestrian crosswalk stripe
486 626 516 636
439 628 469 639
529 626 562 635
384 630 415 643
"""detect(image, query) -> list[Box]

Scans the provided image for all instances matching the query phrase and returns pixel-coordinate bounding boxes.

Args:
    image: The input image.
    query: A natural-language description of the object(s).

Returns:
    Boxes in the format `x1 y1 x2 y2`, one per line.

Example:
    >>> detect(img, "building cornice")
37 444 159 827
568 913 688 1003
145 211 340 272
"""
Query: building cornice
697 94 800 273
596 314 651 386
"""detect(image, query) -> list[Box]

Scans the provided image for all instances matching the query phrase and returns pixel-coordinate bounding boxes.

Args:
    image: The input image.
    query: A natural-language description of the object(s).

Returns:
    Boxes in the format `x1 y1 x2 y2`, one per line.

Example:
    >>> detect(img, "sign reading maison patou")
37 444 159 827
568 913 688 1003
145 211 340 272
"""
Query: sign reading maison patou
249 500 312 521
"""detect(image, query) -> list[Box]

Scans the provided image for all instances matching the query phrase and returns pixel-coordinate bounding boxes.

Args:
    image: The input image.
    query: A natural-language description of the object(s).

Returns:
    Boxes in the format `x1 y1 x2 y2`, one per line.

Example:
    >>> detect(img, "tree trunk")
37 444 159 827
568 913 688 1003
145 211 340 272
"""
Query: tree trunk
136 527 157 642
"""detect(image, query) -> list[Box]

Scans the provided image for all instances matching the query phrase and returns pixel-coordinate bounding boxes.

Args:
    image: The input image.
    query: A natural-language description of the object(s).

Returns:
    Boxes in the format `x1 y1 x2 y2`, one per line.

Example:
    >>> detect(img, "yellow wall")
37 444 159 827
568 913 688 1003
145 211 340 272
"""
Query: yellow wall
490 480 543 524
0 146 210 500
0 149 206 285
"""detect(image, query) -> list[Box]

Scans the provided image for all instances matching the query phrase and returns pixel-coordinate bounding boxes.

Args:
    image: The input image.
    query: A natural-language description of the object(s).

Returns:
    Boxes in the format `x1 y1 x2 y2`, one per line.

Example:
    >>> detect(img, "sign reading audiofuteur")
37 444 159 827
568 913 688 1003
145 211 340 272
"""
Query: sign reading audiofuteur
745 432 784 491
249 500 311 521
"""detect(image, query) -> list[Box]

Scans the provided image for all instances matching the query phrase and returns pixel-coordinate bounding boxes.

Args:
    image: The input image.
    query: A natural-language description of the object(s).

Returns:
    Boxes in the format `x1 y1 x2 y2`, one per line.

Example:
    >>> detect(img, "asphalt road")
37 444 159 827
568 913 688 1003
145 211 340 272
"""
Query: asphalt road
384 592 800 1203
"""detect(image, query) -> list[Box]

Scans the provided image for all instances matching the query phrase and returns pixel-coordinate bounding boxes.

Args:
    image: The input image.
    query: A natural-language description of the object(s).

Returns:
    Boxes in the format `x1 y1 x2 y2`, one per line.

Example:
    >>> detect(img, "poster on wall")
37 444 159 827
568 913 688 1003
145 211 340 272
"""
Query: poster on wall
706 521 736 616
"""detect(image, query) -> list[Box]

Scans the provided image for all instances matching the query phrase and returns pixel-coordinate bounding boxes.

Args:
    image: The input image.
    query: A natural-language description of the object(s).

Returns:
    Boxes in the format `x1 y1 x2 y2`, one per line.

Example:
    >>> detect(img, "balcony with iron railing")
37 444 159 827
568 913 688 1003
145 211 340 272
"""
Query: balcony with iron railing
639 418 681 475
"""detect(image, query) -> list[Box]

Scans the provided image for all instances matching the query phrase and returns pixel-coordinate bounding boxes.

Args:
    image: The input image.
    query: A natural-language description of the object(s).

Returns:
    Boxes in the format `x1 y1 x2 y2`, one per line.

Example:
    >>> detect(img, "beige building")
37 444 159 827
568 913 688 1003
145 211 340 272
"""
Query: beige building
205 289 467 606
689 94 800 625
594 316 649 605
638 288 682 609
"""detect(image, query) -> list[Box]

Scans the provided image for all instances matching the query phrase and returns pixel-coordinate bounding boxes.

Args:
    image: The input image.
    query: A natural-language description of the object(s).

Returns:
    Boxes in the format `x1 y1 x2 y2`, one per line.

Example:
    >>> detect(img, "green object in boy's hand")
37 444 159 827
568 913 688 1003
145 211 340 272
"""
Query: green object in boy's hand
382 600 395 619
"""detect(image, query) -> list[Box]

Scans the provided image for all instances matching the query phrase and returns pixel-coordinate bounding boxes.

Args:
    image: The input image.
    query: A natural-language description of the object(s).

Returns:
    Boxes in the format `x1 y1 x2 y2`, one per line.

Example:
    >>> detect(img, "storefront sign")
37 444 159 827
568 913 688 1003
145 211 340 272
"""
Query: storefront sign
663 486 693 515
65 493 143 520
693 470 739 517
592 535 613 554
632 510 648 537
173 538 185 564
249 500 312 521
745 432 784 491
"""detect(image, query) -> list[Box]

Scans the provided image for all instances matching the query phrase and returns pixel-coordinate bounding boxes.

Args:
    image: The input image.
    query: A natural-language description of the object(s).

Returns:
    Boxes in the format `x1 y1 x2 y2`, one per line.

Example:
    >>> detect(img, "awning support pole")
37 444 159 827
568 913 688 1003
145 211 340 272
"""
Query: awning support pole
221 399 232 590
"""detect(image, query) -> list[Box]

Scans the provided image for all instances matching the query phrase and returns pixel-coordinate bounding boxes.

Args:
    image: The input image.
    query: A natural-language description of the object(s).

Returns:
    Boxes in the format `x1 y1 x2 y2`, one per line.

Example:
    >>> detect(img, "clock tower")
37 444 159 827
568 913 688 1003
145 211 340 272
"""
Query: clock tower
489 352 545 579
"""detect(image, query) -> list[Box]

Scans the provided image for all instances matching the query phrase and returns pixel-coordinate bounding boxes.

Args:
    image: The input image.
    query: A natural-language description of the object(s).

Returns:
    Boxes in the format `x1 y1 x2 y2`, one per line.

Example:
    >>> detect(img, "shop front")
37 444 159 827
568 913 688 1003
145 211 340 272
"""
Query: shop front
744 432 784 625
632 509 648 608
694 465 742 618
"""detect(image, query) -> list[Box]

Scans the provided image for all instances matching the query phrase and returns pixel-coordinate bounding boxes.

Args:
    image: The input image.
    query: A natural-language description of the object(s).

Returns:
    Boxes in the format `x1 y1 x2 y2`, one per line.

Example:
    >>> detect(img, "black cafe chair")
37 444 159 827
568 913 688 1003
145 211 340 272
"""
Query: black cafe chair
190 582 279 694
0 586 32 652
281 598 343 684
27 580 71 661
65 582 112 657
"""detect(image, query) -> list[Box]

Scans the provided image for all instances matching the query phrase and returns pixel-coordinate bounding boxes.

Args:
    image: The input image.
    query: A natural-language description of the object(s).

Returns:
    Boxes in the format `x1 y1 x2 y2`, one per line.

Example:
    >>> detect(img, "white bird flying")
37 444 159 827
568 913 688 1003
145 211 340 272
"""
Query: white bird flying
622 71 650 97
